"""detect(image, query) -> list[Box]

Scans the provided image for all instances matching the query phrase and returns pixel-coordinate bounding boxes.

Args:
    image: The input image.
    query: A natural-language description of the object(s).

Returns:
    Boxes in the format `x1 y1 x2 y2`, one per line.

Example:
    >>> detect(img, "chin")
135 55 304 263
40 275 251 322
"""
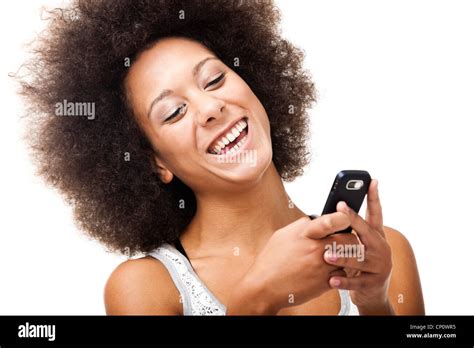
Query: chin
214 147 273 187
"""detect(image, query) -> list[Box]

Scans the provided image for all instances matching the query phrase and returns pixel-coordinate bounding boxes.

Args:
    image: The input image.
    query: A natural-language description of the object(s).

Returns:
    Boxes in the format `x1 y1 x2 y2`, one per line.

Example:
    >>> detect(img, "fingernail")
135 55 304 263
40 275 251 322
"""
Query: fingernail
332 278 341 287
342 201 350 213
325 251 337 262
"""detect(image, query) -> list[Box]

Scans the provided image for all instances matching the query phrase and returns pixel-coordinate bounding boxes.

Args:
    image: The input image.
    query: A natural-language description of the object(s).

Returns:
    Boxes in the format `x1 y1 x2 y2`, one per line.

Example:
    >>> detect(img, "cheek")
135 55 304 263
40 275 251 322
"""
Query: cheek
242 86 271 136
154 125 197 169
233 77 269 118
234 78 258 103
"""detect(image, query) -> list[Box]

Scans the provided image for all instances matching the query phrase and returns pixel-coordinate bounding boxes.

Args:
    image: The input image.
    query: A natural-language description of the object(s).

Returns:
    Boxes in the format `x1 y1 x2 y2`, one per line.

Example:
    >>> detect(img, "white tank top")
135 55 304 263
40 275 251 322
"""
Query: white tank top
147 243 359 315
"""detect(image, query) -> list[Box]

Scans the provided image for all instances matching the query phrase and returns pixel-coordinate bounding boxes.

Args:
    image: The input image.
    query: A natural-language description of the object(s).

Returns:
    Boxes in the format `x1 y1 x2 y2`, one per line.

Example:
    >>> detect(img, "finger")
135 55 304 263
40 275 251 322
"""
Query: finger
344 268 361 278
322 232 366 273
324 269 347 290
328 273 374 291
329 269 347 278
304 212 351 240
365 179 384 236
336 201 378 247
324 248 381 274
325 230 360 248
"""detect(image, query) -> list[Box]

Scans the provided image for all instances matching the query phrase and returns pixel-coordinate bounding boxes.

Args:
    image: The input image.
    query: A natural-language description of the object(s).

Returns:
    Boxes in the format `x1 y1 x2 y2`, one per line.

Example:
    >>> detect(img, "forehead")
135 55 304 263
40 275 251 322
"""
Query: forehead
125 37 215 117
139 37 213 68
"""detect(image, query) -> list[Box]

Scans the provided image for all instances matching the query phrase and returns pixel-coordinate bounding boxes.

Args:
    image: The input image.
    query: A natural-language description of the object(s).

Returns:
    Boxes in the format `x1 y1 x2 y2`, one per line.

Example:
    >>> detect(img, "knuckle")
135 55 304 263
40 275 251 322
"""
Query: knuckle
343 213 352 225
321 217 334 231
332 233 358 247
306 241 319 254
297 216 310 225
298 222 312 237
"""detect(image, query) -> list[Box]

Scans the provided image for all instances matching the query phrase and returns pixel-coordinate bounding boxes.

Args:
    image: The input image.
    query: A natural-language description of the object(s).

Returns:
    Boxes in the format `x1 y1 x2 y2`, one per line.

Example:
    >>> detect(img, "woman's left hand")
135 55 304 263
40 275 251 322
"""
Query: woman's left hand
323 179 394 312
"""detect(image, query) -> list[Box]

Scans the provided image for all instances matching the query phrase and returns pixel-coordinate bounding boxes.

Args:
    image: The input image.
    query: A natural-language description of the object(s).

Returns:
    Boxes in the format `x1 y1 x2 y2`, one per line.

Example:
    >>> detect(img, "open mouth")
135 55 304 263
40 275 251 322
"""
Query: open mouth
207 117 249 155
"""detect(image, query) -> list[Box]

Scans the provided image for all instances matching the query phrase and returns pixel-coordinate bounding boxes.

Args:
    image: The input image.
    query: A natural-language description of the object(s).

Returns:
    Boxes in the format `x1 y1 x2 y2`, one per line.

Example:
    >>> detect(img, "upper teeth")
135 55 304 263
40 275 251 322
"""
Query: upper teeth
211 119 248 155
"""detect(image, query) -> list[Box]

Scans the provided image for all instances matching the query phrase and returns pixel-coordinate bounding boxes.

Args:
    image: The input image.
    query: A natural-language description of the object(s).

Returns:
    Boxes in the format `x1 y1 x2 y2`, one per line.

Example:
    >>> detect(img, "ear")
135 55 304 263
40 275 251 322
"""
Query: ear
152 155 174 184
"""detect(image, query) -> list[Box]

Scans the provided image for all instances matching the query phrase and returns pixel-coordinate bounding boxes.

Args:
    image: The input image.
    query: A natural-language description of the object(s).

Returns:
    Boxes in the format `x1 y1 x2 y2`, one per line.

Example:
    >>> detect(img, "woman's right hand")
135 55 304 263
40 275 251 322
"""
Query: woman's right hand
227 212 360 314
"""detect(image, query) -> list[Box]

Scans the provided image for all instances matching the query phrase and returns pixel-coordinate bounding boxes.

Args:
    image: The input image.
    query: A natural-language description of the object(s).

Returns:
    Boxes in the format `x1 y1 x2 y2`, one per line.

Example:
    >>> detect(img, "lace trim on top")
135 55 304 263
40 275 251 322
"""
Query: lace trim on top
149 243 226 315
148 243 359 316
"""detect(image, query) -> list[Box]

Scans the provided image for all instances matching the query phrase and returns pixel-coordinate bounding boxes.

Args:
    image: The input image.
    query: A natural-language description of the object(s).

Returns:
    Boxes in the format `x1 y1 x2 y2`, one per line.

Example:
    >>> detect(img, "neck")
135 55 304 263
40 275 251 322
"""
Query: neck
180 162 308 259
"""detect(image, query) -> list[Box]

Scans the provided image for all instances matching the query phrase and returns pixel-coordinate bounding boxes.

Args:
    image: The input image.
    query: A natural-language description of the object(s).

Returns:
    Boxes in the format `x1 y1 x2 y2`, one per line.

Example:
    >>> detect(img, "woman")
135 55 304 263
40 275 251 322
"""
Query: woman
19 0 424 315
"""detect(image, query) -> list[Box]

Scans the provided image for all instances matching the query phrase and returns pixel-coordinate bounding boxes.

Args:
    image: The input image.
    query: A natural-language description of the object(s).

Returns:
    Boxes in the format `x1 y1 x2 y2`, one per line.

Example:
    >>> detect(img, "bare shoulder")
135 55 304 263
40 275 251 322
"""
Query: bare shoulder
383 226 412 253
383 226 425 315
104 256 181 315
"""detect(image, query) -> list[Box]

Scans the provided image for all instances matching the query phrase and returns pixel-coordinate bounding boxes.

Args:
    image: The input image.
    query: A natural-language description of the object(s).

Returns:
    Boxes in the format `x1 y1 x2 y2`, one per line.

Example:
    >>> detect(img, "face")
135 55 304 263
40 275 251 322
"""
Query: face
125 37 273 195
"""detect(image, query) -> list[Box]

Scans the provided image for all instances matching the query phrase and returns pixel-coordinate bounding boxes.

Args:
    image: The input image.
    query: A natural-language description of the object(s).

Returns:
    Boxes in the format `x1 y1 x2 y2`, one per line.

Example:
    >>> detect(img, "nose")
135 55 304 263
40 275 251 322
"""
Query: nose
194 93 226 127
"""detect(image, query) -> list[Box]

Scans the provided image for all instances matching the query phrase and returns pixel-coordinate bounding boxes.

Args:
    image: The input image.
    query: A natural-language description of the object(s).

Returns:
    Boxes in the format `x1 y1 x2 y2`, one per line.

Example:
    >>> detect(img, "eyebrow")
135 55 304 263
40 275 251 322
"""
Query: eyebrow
147 56 219 119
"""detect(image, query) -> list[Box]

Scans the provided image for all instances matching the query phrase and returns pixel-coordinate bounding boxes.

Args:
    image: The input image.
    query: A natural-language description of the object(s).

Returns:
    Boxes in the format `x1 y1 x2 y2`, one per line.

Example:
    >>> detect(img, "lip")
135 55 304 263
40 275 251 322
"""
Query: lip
208 117 252 159
206 117 248 154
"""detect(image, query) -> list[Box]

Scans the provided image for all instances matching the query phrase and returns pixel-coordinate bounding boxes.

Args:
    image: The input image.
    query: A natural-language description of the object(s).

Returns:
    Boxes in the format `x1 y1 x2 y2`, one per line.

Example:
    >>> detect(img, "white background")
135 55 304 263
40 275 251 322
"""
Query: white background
1 0 473 314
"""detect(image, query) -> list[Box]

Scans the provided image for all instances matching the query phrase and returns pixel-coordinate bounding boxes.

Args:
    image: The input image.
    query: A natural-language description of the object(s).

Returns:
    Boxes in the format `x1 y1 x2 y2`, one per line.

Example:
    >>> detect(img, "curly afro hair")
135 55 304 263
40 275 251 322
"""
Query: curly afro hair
18 0 317 256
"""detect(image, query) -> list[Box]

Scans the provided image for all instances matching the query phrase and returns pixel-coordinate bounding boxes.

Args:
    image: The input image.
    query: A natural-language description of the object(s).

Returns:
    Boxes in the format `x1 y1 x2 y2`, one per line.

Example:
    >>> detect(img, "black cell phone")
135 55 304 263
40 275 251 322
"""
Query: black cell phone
321 170 372 233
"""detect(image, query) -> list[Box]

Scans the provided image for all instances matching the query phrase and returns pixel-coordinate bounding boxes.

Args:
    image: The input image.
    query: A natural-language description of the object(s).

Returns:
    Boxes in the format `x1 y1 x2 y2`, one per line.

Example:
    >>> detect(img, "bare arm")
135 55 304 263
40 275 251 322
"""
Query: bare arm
226 277 276 315
385 226 425 315
104 257 181 315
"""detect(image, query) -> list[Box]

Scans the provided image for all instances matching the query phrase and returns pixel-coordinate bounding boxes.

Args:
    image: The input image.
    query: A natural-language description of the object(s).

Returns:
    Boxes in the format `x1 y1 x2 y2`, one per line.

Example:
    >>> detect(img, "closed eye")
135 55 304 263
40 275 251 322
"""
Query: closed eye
163 73 225 123
205 73 225 89
164 103 187 122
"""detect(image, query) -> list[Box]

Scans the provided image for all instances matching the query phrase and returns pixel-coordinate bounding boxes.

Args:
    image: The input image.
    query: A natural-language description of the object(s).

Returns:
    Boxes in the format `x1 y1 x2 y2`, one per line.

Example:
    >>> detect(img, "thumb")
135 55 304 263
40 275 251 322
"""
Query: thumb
304 212 351 240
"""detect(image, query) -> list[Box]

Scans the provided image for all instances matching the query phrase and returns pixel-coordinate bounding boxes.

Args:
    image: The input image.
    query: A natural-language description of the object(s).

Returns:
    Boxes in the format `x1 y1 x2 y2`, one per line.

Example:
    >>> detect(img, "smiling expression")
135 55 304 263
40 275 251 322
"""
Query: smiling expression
125 37 273 194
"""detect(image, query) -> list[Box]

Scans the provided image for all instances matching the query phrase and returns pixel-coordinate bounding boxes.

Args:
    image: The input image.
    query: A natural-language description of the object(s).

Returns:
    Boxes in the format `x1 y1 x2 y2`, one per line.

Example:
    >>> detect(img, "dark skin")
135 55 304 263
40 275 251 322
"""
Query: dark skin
104 37 424 315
